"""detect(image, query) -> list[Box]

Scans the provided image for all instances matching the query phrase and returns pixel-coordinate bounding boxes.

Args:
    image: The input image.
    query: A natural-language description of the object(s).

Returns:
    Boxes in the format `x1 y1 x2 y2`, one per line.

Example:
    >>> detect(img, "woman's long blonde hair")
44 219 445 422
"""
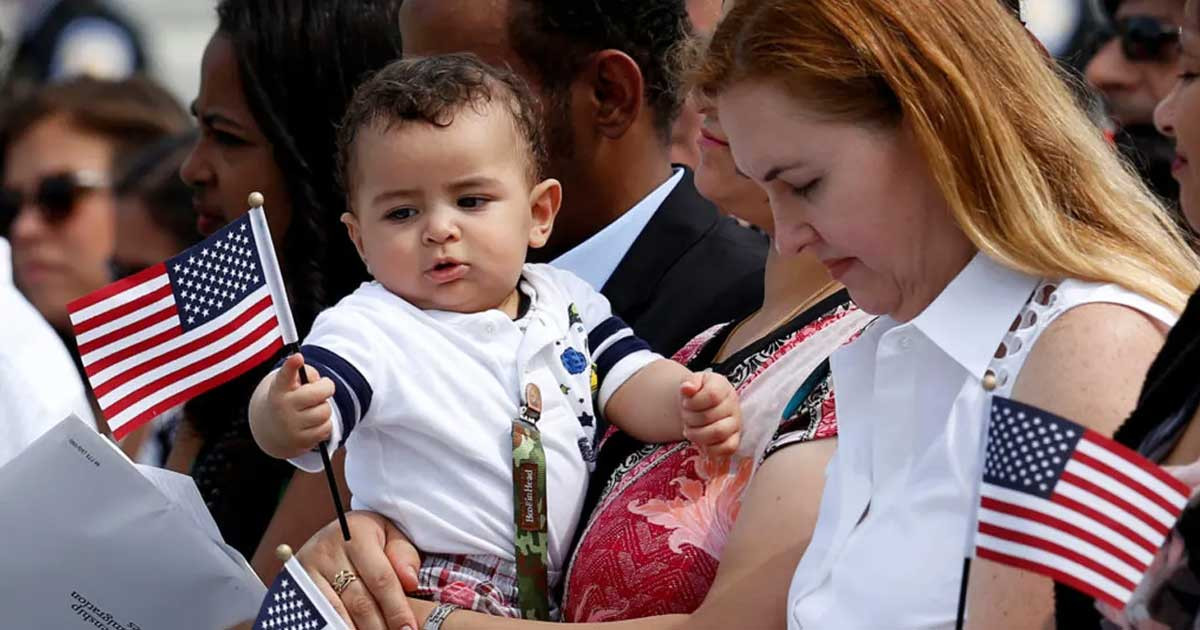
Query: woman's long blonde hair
694 0 1200 311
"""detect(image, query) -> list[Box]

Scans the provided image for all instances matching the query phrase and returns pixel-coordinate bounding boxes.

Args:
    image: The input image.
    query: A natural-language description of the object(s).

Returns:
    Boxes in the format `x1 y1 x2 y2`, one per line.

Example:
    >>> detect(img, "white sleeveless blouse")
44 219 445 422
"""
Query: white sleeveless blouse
786 253 1176 629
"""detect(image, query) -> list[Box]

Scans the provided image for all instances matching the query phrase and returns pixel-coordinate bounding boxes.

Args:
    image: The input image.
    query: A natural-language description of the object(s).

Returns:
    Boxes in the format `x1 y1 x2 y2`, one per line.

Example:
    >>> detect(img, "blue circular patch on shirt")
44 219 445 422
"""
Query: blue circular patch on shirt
561 347 588 374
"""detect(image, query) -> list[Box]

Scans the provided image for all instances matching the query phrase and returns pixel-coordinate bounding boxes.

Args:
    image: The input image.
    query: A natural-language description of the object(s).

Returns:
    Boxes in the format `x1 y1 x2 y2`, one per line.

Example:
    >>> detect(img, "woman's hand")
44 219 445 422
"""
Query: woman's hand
1166 458 1200 496
295 511 422 630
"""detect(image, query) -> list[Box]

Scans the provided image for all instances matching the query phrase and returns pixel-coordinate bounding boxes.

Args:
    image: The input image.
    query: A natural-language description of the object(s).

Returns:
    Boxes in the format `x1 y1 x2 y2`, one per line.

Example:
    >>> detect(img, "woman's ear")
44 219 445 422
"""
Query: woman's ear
340 211 371 275
528 178 562 249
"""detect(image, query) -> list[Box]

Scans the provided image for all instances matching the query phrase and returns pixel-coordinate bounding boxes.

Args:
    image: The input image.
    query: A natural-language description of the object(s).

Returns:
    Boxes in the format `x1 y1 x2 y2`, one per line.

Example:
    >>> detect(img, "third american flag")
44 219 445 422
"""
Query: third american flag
67 210 290 439
975 397 1190 609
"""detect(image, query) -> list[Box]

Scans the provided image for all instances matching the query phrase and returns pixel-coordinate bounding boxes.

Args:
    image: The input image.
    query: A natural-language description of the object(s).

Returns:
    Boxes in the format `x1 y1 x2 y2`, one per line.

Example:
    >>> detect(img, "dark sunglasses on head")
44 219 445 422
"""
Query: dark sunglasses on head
1099 15 1181 62
0 170 108 236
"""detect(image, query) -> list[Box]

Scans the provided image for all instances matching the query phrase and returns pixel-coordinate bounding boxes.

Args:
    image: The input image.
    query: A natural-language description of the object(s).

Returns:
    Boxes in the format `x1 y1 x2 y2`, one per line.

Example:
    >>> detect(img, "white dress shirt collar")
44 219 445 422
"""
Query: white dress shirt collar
1 237 12 286
550 168 684 290
903 252 1040 378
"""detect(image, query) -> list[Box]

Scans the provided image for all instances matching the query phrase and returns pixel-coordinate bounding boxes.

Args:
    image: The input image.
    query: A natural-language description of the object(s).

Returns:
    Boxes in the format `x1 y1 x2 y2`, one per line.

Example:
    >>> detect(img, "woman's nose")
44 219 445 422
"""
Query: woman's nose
1155 84 1180 139
773 214 818 257
179 137 211 188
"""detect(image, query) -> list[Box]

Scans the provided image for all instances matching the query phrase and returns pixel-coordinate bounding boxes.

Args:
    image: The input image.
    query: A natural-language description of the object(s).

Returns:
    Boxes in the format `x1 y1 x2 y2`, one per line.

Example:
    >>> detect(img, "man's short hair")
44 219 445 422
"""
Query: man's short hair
336 53 549 197
507 0 693 142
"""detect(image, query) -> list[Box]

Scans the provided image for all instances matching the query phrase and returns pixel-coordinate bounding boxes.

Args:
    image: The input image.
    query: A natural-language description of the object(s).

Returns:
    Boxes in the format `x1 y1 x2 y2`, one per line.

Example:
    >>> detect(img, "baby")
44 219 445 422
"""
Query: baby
248 54 741 620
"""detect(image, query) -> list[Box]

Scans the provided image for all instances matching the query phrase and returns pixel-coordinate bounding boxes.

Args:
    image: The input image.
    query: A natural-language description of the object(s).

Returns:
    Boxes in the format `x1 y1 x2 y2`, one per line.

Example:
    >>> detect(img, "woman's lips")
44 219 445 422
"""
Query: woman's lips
425 263 469 284
1173 154 1189 174
821 257 855 280
698 128 730 149
15 258 61 285
196 213 224 235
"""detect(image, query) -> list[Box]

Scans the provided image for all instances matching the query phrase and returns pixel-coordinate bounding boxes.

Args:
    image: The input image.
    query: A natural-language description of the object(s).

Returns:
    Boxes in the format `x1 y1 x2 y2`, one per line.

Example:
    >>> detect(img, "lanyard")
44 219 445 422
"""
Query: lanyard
511 383 551 620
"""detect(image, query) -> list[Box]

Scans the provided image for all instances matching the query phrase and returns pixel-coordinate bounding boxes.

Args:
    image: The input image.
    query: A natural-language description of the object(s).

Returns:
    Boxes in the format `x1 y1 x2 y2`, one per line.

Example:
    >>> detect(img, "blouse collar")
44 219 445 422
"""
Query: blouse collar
904 251 1039 378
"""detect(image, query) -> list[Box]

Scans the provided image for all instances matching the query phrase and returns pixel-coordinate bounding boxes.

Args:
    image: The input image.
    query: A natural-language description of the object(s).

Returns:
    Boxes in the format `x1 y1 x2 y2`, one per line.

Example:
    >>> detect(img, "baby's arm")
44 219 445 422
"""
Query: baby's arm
249 353 337 460
605 360 742 457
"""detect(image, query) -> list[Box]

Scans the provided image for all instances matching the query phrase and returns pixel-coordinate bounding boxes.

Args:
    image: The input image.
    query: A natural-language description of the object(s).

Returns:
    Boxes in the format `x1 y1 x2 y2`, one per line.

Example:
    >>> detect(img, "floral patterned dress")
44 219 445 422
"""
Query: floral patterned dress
560 291 872 621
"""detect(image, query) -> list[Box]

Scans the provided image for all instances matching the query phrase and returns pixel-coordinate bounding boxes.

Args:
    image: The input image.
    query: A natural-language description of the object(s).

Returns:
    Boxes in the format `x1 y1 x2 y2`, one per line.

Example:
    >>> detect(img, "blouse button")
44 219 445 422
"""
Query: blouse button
899 335 913 350
485 323 496 335
982 370 998 391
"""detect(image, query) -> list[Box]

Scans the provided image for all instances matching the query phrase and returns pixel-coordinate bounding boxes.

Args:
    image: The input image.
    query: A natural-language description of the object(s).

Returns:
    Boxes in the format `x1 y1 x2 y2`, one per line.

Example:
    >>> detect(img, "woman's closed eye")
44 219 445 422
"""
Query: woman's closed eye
787 177 822 199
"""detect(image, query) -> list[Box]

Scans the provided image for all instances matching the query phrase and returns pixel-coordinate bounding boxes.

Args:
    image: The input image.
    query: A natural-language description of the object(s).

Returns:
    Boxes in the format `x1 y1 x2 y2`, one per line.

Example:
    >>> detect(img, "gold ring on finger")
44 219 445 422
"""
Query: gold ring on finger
331 569 358 595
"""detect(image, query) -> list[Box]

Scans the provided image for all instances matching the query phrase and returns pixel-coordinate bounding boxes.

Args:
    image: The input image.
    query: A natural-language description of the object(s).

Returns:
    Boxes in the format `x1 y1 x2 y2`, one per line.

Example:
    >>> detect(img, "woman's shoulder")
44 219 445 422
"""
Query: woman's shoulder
1009 280 1172 438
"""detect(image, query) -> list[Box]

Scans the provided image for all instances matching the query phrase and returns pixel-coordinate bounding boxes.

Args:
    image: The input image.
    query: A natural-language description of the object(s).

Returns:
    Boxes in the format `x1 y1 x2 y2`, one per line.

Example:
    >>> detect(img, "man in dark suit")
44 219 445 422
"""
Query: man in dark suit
399 0 767 355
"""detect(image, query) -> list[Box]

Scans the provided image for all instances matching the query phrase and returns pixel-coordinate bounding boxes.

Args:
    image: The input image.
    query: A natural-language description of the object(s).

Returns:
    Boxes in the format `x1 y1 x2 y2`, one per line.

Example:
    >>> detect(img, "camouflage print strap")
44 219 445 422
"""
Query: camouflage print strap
511 383 551 621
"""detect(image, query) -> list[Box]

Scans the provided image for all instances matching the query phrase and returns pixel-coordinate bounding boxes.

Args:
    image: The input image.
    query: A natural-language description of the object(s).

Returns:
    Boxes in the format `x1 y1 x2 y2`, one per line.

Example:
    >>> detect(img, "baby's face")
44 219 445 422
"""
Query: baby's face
343 105 553 314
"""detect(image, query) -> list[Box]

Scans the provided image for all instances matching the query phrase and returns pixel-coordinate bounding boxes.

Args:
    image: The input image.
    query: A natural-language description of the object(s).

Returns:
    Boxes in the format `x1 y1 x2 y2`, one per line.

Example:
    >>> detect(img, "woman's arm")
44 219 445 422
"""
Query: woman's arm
967 303 1166 629
251 449 352 582
164 417 204 474
430 439 834 629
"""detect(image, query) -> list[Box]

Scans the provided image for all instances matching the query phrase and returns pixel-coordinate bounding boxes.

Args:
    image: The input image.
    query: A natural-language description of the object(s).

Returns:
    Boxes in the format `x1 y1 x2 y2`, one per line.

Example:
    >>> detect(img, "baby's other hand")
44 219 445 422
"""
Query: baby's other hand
679 370 742 458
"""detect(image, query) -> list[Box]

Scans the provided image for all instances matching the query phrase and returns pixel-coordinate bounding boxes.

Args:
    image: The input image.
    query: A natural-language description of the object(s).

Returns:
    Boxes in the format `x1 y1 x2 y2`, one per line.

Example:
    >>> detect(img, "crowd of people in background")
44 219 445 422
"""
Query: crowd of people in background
4 0 1200 628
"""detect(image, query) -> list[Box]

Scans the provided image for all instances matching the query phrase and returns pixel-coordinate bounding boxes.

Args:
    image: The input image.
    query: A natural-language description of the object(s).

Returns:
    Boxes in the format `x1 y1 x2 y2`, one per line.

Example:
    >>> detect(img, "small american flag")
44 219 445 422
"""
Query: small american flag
975 397 1190 609
254 556 348 630
67 209 295 439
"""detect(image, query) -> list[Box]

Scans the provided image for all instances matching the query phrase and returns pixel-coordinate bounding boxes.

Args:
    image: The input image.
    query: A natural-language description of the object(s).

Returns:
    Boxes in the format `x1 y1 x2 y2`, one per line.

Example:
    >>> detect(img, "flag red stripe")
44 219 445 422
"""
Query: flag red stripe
102 317 281 419
84 326 183 376
1082 431 1191 498
91 296 274 399
1050 492 1157 554
1073 449 1182 519
978 522 1137 592
1060 470 1169 537
976 547 1125 611
111 337 284 439
980 496 1147 572
72 282 174 335
77 305 177 357
67 263 166 313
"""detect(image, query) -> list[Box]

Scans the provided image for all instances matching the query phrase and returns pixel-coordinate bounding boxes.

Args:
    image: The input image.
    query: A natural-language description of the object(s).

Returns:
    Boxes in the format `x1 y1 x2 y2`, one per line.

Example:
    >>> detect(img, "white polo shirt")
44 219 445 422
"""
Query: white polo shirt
290 263 658 578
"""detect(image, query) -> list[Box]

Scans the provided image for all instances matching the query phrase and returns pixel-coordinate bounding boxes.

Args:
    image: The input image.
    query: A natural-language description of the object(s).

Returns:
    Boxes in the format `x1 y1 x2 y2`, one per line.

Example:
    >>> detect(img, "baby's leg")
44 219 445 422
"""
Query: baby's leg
415 553 560 620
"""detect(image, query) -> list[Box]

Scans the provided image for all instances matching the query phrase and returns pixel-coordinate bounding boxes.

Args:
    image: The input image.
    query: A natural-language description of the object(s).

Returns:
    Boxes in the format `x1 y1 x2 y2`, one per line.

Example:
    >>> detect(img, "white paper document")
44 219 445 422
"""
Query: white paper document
0 415 266 629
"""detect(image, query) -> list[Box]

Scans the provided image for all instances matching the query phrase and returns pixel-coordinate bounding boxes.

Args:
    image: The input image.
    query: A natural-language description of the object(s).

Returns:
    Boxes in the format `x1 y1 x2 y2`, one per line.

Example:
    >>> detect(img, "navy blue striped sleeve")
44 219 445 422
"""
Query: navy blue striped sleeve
300 345 372 446
588 316 652 384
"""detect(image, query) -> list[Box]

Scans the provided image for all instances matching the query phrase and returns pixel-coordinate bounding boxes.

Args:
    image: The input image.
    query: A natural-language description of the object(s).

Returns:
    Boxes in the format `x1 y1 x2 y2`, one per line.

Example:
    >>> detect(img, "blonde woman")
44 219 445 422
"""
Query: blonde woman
694 0 1200 628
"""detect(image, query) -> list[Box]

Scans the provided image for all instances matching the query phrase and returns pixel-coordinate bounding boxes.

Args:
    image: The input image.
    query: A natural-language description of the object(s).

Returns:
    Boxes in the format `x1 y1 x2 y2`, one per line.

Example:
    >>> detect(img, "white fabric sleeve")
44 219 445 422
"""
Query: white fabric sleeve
550 266 660 410
288 404 344 473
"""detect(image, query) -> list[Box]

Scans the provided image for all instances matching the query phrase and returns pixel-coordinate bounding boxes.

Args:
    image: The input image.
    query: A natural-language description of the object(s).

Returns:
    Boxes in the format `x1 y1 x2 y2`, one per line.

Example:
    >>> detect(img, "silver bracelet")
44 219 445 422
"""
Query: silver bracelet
424 603 461 630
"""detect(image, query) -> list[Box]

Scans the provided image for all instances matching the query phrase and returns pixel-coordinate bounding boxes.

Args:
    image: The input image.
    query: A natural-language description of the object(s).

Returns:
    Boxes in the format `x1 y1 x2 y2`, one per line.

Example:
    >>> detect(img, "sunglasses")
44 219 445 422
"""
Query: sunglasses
1099 16 1181 63
0 170 109 236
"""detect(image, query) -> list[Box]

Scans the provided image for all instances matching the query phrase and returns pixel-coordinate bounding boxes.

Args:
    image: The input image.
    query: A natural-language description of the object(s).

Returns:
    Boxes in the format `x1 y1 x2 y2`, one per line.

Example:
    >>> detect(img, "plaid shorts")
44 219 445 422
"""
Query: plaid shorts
415 553 560 620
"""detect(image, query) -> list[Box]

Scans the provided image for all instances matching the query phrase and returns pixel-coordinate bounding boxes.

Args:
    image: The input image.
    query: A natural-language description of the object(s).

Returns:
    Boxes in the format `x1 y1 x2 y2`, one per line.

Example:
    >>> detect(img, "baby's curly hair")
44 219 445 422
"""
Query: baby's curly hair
336 53 548 200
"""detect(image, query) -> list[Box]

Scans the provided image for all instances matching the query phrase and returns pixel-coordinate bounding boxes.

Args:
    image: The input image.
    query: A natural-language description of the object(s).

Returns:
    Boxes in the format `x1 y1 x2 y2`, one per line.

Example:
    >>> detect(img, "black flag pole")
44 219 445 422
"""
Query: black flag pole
956 376 1000 628
954 557 972 630
288 340 351 542
249 192 351 542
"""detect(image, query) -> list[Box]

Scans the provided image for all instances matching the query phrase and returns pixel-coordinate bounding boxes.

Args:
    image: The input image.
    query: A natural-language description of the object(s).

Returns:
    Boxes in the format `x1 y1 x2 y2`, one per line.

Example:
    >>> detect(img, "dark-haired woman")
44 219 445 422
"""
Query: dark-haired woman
174 0 403 579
